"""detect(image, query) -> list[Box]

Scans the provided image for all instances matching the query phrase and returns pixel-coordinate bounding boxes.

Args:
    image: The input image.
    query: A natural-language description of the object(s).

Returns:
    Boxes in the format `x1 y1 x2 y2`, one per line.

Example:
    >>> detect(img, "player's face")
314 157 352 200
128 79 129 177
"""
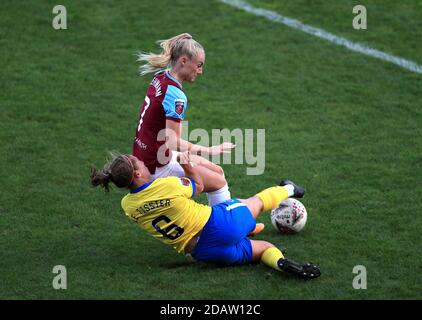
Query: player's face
184 50 205 83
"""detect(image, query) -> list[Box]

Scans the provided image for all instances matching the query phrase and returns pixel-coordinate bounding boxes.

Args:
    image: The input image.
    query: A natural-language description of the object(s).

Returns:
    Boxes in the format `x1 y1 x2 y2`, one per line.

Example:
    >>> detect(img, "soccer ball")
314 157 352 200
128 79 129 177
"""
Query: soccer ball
270 198 308 234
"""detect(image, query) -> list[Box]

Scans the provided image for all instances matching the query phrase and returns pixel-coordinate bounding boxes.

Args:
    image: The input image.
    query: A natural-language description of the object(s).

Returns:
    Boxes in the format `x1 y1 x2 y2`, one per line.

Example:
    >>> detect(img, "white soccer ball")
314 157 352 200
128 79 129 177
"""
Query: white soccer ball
270 198 308 234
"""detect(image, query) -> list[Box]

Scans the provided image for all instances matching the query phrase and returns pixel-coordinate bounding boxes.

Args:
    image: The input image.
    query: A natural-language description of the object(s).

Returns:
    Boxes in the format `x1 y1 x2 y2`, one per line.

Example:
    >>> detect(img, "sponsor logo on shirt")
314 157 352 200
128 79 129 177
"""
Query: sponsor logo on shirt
134 137 147 150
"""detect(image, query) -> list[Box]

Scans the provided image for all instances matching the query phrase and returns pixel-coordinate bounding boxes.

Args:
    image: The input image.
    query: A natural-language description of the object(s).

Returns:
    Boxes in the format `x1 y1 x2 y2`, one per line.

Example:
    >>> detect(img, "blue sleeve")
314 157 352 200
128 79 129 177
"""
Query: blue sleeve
189 178 197 197
162 85 188 121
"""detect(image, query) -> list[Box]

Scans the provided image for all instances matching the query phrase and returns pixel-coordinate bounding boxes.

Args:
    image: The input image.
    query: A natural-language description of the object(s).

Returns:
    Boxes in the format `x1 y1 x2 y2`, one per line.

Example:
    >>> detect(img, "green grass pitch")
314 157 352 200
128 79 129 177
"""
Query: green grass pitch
1 0 421 299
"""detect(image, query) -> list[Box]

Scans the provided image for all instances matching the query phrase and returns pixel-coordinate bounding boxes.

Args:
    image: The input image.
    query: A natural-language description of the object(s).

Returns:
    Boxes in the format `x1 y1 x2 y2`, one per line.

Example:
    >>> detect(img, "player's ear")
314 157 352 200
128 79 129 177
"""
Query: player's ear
180 55 188 66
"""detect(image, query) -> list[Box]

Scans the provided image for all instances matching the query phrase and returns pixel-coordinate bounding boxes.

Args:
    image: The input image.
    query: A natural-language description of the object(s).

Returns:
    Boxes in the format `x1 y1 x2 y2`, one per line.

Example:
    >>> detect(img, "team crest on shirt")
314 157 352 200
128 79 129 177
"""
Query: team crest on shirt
175 99 185 115
179 177 190 186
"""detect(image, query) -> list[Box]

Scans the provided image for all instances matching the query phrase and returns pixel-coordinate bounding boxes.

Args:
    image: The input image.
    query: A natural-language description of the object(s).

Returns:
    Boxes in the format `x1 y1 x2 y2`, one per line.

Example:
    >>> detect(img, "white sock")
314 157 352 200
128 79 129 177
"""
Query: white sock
206 184 231 206
283 185 295 197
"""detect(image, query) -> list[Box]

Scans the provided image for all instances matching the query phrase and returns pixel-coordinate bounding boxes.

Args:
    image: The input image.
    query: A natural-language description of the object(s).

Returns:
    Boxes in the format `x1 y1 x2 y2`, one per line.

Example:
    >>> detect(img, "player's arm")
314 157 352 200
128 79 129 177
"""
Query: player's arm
162 86 234 155
176 151 204 196
165 119 207 155
165 119 235 156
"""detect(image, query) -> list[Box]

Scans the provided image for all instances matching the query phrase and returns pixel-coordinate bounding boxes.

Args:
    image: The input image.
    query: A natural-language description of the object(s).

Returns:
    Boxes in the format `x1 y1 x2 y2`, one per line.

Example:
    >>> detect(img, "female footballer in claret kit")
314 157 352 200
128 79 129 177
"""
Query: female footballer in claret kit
133 33 235 207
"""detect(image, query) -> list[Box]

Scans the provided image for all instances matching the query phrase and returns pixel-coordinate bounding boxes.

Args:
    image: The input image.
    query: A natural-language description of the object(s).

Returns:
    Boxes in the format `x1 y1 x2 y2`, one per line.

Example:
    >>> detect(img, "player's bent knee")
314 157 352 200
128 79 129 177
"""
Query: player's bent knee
213 173 228 190
215 165 225 176
195 164 227 191
203 174 226 191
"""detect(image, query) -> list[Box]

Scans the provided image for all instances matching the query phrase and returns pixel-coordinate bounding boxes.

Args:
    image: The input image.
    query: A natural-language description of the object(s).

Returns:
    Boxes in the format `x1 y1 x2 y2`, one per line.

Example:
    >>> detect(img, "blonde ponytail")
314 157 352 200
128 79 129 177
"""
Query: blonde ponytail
137 33 204 75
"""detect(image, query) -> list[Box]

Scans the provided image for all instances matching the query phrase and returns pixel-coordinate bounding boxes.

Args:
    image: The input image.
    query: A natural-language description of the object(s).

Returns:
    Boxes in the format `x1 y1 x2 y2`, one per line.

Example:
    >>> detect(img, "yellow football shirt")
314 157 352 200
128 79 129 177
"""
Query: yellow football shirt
121 176 212 253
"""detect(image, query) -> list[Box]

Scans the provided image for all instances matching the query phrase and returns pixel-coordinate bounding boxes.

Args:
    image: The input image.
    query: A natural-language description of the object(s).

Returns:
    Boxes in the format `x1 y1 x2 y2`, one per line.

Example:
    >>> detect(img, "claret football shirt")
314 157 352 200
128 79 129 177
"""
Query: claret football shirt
133 71 188 174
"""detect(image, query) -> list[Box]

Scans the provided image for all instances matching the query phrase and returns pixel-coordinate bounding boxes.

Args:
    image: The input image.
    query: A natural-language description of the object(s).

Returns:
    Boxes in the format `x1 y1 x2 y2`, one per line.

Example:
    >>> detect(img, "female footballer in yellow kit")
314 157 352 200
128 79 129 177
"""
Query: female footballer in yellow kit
90 152 321 279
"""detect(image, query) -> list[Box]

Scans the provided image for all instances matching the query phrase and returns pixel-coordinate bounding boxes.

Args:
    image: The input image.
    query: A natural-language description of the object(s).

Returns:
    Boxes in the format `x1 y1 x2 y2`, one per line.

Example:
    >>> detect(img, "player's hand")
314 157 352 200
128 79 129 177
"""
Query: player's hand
207 142 236 155
177 151 193 167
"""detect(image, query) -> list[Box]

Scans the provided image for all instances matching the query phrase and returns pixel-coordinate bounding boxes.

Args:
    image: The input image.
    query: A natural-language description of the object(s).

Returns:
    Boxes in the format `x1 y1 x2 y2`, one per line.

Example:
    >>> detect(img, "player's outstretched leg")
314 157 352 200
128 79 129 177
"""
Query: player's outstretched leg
239 179 306 236
240 178 305 220
251 241 321 280
279 179 305 198
277 258 321 279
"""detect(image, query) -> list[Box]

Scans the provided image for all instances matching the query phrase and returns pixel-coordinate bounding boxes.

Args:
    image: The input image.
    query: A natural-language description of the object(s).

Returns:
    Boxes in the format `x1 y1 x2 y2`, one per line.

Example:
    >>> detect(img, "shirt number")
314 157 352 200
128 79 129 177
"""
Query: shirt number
137 96 151 132
151 215 184 240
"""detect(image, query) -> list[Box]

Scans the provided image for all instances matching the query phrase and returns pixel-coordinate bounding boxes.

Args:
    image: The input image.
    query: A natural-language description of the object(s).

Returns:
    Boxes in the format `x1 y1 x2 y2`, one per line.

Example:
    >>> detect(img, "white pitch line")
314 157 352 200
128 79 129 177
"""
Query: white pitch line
219 0 422 74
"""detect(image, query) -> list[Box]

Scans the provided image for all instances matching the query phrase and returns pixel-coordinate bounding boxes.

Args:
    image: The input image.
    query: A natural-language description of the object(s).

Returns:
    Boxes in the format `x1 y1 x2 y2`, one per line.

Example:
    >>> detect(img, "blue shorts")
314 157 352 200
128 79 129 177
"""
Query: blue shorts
191 199 256 265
